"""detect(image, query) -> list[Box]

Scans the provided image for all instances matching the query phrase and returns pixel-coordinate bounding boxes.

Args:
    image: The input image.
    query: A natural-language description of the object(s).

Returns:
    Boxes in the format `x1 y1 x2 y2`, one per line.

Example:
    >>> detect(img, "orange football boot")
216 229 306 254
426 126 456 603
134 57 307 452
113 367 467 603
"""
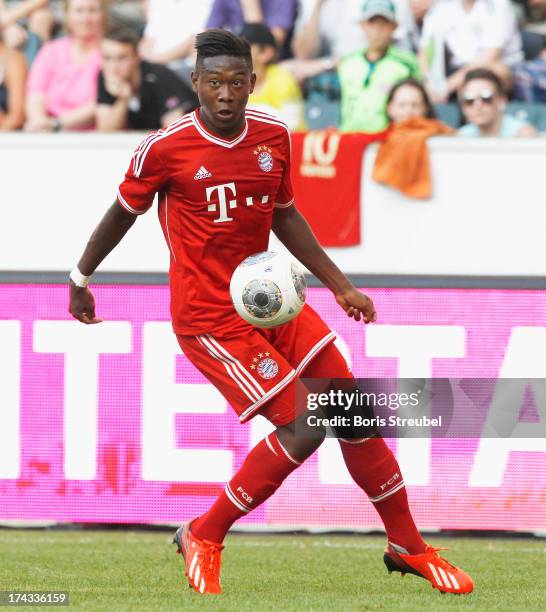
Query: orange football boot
173 521 223 594
384 543 474 594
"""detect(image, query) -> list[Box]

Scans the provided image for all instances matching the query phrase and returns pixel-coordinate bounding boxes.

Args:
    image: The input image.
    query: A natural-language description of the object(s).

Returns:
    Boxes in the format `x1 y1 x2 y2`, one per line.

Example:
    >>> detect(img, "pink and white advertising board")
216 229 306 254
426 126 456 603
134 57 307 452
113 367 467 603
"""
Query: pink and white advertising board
0 285 544 530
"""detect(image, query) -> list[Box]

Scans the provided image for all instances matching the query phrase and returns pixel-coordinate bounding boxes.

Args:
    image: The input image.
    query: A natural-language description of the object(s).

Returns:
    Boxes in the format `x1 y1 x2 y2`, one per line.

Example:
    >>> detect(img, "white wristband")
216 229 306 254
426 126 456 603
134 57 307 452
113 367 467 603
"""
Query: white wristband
70 267 90 288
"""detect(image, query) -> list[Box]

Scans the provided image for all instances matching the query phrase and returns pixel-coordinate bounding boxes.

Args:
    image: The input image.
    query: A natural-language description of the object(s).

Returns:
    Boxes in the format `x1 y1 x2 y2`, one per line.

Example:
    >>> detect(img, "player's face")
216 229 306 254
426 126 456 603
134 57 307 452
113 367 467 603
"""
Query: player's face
192 55 256 138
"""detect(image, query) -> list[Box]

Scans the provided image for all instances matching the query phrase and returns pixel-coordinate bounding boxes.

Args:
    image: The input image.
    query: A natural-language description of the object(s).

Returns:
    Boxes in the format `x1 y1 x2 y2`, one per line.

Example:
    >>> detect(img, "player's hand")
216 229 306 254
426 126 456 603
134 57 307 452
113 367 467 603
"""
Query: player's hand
335 288 377 324
68 282 103 324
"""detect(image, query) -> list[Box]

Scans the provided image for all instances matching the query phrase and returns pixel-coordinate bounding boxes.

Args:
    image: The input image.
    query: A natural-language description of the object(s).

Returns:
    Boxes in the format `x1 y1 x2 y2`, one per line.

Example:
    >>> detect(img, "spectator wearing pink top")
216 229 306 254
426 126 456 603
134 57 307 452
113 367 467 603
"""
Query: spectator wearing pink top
25 0 107 131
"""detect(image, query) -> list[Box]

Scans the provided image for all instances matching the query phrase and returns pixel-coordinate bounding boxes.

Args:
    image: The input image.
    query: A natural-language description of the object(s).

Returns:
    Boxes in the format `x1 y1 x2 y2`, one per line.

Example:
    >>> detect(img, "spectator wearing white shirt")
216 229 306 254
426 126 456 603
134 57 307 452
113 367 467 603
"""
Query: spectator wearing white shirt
292 0 364 62
139 0 214 81
419 0 523 103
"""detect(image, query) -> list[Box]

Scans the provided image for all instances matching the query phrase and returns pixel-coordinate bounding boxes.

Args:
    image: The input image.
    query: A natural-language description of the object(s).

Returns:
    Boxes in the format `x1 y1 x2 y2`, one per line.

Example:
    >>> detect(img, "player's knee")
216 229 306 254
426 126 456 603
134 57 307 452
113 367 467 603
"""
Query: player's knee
276 412 326 462
278 429 325 463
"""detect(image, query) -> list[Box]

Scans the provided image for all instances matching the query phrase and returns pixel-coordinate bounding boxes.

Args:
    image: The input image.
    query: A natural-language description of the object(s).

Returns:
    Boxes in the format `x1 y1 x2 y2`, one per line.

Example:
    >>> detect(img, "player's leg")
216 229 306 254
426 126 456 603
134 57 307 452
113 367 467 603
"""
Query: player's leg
173 333 325 594
175 390 325 595
301 342 425 552
190 389 325 546
301 342 474 593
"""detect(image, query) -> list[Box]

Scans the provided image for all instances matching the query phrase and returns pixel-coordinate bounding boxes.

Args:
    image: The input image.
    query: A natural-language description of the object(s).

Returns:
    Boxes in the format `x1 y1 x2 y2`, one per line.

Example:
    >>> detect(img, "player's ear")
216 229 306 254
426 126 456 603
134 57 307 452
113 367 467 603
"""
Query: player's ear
249 72 257 94
191 70 198 93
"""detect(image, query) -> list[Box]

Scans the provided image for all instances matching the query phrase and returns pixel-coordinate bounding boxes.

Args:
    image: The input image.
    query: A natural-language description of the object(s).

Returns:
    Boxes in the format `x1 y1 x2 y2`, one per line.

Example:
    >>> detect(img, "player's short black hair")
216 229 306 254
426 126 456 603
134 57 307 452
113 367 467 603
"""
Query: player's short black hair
195 29 253 72
461 68 505 96
103 24 140 50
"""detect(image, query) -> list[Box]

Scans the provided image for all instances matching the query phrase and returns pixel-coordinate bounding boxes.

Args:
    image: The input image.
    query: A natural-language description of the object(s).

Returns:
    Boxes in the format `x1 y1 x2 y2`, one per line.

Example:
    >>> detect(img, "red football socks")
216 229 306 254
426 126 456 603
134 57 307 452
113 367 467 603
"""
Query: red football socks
339 437 426 555
191 432 301 544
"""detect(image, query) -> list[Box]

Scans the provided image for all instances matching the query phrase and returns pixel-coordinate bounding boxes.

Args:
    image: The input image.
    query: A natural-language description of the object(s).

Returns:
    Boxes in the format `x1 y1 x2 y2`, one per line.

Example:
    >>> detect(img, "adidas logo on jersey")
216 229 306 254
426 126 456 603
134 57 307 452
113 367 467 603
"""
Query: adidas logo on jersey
194 166 212 180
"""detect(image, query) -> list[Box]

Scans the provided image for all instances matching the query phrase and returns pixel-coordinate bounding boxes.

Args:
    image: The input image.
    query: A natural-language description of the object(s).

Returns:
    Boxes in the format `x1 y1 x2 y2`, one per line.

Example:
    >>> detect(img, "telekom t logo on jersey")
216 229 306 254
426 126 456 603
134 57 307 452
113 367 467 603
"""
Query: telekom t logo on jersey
206 182 269 223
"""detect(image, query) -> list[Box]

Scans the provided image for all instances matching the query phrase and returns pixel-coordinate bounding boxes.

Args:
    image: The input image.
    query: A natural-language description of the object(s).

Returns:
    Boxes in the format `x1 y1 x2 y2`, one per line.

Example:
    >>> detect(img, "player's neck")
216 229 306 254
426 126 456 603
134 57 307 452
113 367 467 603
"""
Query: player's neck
198 108 246 140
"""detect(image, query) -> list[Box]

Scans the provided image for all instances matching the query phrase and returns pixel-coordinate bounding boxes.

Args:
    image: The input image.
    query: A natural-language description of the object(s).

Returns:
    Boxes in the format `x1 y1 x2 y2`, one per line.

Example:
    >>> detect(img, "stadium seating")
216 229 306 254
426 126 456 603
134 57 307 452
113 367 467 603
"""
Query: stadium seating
433 104 462 129
304 100 465 131
304 100 340 130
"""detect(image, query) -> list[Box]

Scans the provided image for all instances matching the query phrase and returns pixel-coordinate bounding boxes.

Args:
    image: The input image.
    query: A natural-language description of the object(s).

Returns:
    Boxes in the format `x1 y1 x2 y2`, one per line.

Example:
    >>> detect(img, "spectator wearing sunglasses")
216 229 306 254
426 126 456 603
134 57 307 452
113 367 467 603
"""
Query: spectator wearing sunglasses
338 0 419 133
458 68 536 137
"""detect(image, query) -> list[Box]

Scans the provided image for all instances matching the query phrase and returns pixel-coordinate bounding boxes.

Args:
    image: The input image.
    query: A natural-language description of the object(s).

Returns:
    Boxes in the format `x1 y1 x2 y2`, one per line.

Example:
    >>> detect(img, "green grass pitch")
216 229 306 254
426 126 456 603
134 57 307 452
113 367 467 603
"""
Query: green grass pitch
1 530 544 610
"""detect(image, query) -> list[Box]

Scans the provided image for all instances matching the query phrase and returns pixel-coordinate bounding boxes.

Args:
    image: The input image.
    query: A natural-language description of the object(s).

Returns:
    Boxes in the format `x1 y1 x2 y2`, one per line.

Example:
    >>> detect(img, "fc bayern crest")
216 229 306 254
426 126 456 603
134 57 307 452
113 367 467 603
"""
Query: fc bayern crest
256 357 279 380
255 145 274 173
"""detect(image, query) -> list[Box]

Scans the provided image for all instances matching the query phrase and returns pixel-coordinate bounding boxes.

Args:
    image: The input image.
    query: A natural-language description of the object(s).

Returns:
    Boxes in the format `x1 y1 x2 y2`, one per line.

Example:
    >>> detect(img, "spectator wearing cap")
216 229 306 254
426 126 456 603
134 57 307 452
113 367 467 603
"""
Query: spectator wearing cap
139 0 213 81
0 28 27 129
0 0 55 64
419 0 523 104
458 68 536 137
338 0 419 133
241 22 305 130
25 0 107 131
96 25 198 131
206 0 298 57
293 0 424 62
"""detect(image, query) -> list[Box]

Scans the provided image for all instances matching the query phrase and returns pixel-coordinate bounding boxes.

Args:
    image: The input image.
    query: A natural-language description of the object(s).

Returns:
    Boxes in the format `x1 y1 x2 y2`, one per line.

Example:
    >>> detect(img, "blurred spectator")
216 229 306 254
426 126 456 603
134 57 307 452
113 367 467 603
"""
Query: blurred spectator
139 0 213 81
513 43 546 102
512 0 546 22
292 0 423 64
338 0 419 133
97 25 197 131
241 22 305 130
372 107 454 199
109 0 146 35
398 0 432 53
386 77 435 123
419 0 523 103
207 0 298 55
458 68 537 136
0 31 27 129
373 79 452 199
0 0 55 64
25 0 106 131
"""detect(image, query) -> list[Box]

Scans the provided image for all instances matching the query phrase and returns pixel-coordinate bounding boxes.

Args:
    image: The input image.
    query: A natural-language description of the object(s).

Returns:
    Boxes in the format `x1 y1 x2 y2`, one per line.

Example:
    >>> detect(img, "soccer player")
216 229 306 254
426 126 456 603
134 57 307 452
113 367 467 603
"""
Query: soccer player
68 29 474 596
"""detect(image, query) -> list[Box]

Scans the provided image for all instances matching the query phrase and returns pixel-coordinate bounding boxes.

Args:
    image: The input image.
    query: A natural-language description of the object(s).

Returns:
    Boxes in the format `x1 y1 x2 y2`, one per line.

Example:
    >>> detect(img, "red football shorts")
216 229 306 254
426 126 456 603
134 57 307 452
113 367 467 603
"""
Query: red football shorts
177 304 353 427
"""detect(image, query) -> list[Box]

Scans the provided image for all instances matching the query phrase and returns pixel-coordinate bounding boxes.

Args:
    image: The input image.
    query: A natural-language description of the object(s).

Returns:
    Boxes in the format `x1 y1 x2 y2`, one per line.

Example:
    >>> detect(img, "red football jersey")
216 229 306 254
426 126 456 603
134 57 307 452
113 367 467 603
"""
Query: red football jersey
117 108 295 336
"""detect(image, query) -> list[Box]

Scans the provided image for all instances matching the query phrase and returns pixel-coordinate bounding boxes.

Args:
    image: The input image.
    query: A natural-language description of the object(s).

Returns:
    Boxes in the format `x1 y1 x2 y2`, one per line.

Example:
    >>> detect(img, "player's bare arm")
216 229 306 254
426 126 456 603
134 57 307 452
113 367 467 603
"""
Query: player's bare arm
271 204 377 324
69 201 136 324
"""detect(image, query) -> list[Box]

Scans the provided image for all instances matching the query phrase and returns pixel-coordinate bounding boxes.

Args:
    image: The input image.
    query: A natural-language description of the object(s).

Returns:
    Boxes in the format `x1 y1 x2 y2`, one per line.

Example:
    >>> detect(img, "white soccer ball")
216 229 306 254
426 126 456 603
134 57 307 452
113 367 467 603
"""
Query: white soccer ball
230 251 307 328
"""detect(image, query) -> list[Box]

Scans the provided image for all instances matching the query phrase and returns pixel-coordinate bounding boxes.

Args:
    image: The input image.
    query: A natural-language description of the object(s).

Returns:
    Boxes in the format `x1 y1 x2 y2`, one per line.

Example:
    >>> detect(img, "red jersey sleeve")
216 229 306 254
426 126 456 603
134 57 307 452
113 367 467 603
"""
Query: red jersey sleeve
275 130 295 209
117 136 168 215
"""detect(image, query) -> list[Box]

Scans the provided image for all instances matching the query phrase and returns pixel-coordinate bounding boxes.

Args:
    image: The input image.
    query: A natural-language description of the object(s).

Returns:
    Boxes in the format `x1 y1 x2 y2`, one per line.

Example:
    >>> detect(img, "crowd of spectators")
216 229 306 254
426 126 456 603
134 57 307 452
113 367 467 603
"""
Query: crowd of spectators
0 0 545 134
